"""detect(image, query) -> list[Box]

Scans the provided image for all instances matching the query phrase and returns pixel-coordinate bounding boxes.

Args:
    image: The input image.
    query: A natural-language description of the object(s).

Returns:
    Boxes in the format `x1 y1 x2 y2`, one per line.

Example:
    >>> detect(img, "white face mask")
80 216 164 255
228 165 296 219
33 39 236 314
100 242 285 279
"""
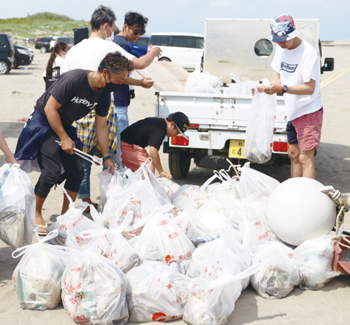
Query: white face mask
61 51 66 58
105 25 114 42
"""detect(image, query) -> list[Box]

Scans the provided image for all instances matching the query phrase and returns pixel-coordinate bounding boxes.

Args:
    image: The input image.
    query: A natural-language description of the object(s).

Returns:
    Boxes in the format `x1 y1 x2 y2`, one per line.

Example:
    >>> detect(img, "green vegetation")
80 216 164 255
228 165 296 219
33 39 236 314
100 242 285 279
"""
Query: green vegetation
0 12 90 45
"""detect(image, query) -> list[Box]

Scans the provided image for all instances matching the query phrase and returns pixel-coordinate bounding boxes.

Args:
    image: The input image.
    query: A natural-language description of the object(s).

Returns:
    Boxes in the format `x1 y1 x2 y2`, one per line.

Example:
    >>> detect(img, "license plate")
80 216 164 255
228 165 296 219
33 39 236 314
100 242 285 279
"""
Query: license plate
229 140 246 158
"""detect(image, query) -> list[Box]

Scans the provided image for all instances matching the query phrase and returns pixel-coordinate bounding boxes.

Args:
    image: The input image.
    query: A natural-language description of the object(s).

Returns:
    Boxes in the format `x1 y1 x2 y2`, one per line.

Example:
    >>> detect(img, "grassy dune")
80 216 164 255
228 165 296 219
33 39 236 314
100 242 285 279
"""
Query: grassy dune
0 12 90 45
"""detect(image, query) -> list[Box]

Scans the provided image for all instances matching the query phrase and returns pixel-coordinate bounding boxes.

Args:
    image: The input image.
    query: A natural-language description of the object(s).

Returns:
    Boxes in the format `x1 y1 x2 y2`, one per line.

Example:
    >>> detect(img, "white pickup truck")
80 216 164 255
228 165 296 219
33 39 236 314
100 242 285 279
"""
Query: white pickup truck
154 19 334 179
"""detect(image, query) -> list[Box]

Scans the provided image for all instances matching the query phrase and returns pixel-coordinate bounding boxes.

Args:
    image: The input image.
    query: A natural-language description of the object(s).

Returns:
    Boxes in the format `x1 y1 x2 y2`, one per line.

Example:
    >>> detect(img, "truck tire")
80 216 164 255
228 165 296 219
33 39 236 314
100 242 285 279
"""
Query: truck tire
169 151 190 179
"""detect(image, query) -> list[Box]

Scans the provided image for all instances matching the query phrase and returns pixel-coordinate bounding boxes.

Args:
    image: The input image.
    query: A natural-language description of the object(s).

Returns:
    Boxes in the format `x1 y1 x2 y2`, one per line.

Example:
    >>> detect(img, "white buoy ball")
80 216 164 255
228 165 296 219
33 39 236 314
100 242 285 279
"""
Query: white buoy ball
267 178 336 246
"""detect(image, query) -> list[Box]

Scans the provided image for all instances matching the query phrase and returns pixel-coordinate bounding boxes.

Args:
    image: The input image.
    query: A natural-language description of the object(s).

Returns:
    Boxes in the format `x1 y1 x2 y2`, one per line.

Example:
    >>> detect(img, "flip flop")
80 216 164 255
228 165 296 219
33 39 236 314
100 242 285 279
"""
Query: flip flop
83 202 98 213
34 223 48 236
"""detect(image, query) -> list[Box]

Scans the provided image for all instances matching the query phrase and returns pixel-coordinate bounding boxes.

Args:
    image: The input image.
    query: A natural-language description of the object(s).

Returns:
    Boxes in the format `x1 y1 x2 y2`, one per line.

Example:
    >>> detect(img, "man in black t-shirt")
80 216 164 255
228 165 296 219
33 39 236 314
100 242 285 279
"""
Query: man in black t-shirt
15 52 133 234
120 112 190 179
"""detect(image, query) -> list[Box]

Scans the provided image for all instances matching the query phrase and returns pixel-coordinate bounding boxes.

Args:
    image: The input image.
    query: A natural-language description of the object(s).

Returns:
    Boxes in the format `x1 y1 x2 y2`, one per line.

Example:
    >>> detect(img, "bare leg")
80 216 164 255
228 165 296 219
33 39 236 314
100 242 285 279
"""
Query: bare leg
35 195 47 234
299 149 316 179
62 189 78 215
288 144 302 178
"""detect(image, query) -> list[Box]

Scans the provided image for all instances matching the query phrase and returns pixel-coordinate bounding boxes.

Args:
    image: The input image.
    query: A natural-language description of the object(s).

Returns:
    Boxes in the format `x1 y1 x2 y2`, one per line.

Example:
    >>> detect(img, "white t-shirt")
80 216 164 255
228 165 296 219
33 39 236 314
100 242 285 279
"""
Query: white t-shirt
42 56 66 77
61 37 135 73
271 40 322 121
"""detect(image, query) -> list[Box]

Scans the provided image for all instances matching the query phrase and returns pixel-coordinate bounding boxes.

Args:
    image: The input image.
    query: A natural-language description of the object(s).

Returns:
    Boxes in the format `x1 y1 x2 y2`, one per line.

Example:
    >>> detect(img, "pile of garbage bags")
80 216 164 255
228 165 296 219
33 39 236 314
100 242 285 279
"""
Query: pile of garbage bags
185 70 260 96
4 159 342 324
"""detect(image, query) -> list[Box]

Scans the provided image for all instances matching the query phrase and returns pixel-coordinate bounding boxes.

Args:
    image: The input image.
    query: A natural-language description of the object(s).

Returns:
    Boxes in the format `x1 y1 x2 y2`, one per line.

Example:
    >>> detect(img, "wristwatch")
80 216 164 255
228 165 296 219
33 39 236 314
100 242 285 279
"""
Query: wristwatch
102 155 112 161
282 85 288 94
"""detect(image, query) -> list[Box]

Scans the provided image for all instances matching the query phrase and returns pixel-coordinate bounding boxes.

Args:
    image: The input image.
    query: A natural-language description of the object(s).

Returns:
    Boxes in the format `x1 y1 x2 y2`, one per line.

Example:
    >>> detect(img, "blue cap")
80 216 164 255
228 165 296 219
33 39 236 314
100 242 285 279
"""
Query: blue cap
269 15 300 42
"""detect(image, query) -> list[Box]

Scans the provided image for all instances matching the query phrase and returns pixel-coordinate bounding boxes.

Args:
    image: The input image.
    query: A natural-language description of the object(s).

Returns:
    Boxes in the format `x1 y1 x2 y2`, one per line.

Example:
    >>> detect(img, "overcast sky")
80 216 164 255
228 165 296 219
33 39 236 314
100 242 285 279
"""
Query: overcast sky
1 0 348 40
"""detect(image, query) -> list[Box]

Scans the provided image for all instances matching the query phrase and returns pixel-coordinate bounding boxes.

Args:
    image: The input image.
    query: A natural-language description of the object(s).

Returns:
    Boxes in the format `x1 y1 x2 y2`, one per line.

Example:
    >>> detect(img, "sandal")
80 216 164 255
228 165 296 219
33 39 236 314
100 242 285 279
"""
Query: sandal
83 202 98 213
34 223 48 236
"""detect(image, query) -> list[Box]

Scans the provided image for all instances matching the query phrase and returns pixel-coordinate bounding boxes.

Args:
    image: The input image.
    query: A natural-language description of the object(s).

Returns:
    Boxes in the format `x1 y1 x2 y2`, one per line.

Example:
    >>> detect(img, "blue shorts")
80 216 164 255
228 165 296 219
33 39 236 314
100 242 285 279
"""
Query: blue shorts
286 121 298 145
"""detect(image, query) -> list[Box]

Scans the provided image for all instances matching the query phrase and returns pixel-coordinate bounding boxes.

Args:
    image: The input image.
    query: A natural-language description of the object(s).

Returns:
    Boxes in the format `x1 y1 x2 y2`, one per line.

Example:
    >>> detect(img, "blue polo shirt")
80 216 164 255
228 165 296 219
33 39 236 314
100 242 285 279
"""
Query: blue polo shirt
112 35 131 107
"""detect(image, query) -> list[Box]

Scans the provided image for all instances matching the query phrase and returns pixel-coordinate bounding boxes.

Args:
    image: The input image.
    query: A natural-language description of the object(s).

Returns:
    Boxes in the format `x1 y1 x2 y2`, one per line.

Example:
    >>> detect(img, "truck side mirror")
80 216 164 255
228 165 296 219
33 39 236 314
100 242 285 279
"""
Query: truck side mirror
321 58 334 74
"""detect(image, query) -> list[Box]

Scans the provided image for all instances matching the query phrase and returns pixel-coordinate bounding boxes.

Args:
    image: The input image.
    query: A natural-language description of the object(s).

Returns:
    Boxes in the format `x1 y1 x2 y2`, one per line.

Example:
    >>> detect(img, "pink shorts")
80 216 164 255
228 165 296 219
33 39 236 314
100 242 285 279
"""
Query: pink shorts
120 140 156 173
292 109 323 151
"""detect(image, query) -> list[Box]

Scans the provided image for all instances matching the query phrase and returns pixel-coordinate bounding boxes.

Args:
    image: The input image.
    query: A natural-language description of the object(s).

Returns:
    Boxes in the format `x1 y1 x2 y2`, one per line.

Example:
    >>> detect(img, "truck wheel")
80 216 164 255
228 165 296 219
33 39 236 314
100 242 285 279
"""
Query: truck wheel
169 151 191 179
0 61 10 74
159 57 171 62
40 46 47 53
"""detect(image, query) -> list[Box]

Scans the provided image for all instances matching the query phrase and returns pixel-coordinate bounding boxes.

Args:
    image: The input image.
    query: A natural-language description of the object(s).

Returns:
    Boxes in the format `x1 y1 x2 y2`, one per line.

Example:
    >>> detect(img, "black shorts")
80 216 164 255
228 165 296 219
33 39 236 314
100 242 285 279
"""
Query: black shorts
35 131 84 198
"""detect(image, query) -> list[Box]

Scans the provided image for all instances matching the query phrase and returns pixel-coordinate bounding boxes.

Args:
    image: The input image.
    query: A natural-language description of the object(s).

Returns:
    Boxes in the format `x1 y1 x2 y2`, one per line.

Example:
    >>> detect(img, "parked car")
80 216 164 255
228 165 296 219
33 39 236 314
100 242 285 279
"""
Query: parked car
23 38 35 44
130 36 150 57
148 32 204 69
13 44 34 69
52 36 74 51
0 33 15 74
35 36 53 53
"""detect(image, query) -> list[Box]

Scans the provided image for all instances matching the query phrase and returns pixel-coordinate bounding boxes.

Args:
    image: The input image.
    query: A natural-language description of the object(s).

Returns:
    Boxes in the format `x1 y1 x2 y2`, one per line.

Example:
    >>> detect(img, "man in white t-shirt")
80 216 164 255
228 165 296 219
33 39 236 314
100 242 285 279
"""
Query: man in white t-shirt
260 15 323 179
61 5 161 87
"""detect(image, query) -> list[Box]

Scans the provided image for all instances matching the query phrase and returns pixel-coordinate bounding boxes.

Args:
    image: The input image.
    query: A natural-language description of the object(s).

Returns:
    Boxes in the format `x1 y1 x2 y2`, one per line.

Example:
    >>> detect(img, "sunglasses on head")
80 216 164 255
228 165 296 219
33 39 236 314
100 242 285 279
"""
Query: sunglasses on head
128 26 145 36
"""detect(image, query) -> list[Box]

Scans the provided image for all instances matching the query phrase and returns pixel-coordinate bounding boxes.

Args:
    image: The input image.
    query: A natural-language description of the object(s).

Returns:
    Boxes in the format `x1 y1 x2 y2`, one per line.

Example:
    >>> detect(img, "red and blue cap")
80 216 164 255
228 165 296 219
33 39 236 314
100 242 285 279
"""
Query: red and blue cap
269 15 300 42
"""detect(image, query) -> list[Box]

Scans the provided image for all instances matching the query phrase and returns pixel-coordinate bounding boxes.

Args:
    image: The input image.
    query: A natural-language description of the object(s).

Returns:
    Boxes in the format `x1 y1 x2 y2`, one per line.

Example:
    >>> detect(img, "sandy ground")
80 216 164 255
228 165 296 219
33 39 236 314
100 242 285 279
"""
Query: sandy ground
1 44 350 325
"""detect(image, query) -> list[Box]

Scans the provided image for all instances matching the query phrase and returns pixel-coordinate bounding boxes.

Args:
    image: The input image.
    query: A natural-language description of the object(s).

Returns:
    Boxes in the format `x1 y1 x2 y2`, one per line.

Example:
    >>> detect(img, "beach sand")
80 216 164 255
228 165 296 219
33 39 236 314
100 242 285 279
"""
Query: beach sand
0 44 350 325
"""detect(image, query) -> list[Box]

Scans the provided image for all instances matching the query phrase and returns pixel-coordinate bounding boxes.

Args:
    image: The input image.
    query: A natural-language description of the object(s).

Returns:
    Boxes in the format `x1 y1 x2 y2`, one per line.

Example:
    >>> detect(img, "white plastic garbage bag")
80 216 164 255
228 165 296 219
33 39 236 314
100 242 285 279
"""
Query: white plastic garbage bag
182 200 228 247
185 70 221 94
0 163 35 249
12 230 75 310
294 235 340 290
171 185 208 211
98 168 129 212
239 197 277 253
158 177 181 198
243 78 277 163
83 211 141 273
47 191 104 250
135 161 171 206
62 250 128 325
126 261 191 322
203 170 240 203
131 210 195 265
185 68 202 92
251 241 300 299
183 264 260 325
186 228 252 289
239 162 280 199
102 168 163 237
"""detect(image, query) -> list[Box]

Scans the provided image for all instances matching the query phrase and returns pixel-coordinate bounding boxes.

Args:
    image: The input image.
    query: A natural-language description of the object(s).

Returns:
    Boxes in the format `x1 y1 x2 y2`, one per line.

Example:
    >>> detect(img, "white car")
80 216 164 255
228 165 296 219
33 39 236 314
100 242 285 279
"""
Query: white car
148 32 204 70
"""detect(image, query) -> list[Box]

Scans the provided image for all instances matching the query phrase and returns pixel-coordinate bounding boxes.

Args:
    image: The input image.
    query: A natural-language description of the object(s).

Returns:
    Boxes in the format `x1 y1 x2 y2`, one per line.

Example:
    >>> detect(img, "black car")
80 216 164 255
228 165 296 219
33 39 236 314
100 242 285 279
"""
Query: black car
0 33 15 74
35 36 53 53
13 44 34 69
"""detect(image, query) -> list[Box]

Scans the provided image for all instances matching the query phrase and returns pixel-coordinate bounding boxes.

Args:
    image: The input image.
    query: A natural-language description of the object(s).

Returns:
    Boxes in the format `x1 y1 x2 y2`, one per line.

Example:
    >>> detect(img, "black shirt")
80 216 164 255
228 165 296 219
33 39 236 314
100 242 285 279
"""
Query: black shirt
35 69 110 127
121 117 167 150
